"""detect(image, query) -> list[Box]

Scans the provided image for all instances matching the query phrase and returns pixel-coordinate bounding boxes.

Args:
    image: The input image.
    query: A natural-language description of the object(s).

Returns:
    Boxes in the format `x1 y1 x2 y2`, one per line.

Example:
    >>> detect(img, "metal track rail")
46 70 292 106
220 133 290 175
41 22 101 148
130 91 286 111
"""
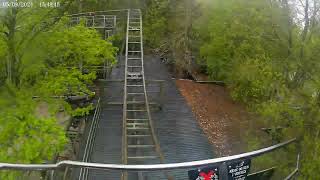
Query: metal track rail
122 9 168 180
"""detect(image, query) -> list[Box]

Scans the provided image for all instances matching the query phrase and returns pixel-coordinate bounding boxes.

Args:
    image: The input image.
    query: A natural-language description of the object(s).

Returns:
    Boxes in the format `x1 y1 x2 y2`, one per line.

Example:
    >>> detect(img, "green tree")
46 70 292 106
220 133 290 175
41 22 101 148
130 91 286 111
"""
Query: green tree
40 22 118 73
143 0 169 49
0 3 118 179
0 87 67 179
0 0 70 87
197 0 320 178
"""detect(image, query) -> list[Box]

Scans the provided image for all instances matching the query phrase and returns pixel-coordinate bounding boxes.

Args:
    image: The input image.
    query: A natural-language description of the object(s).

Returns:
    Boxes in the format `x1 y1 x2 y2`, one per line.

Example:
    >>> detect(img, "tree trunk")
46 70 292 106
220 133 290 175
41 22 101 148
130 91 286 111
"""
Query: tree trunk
6 8 18 85
185 0 192 72
300 0 309 59
292 0 310 88
281 0 293 85
79 0 82 12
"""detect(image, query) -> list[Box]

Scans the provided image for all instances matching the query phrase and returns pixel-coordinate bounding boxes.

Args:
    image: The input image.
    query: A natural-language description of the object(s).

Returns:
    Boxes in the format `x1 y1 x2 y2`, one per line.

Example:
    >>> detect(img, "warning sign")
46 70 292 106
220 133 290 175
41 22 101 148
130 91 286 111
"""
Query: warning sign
188 165 219 180
227 159 251 180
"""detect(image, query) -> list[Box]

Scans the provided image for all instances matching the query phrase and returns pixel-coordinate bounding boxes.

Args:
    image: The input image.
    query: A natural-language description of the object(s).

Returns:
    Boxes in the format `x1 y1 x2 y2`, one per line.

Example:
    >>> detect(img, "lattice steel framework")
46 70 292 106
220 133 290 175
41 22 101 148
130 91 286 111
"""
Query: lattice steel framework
122 9 169 180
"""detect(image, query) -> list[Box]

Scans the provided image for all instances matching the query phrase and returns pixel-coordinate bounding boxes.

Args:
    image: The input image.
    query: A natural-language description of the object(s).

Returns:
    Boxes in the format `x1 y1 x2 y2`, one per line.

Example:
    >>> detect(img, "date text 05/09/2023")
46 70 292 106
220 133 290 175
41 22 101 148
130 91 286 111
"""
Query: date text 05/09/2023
0 1 60 8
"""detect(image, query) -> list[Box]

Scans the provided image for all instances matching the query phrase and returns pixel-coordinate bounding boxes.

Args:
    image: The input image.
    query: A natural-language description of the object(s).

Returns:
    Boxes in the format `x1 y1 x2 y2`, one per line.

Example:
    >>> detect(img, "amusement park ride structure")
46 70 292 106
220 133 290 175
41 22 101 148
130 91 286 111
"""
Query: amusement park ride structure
0 9 299 180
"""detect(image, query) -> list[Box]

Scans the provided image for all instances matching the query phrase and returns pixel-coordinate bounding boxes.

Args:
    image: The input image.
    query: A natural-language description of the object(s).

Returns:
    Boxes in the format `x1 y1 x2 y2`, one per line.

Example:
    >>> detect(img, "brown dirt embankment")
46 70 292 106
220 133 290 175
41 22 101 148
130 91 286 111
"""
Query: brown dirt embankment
176 79 252 156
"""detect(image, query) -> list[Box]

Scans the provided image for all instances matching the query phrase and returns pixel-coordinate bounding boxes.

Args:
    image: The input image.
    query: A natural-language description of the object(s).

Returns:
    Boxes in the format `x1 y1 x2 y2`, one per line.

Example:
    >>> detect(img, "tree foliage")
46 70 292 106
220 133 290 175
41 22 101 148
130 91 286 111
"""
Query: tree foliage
196 0 320 178
1 0 320 179
0 87 67 179
43 23 117 68
143 0 168 49
0 0 70 86
0 2 118 179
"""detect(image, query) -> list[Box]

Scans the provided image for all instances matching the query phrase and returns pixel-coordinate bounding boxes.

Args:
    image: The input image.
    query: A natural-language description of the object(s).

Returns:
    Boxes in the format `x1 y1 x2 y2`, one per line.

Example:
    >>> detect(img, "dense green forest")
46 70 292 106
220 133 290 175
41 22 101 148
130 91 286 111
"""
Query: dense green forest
0 1 118 179
144 0 320 178
0 0 320 179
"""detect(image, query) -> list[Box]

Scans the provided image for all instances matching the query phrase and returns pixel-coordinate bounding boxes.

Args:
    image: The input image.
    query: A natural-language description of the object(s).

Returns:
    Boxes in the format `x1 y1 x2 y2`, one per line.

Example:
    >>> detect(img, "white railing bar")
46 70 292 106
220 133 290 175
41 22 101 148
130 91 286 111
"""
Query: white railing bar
78 98 101 180
69 9 129 17
0 138 295 171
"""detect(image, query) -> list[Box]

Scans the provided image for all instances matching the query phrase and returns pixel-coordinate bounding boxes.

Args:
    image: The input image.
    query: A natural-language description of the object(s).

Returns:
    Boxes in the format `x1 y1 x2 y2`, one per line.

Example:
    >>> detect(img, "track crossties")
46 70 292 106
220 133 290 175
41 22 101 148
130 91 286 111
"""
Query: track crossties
122 9 168 180
75 9 213 180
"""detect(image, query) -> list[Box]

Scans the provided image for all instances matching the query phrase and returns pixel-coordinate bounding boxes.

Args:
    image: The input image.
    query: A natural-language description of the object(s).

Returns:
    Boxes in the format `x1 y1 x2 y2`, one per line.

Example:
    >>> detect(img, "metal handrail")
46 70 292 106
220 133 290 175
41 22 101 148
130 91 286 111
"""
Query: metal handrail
69 9 129 17
247 166 276 177
0 138 295 171
78 98 101 180
70 15 117 29
284 153 300 180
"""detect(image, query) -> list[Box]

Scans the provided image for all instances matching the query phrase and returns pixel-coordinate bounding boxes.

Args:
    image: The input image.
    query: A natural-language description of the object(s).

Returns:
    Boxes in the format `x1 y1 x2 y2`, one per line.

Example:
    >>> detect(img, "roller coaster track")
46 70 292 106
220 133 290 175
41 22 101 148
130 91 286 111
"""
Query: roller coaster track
0 9 300 180
122 9 169 180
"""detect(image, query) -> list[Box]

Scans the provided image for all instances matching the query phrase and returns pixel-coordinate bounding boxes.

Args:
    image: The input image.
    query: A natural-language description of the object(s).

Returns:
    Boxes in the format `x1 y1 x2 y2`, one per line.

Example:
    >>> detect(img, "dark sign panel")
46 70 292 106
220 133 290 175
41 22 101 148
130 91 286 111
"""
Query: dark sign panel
188 166 219 180
227 159 251 180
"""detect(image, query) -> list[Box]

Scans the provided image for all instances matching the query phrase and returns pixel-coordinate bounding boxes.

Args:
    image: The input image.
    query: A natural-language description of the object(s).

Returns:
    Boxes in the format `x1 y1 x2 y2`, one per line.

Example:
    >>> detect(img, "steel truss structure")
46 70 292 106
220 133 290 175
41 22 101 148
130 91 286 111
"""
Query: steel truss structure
69 11 119 39
122 9 169 180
